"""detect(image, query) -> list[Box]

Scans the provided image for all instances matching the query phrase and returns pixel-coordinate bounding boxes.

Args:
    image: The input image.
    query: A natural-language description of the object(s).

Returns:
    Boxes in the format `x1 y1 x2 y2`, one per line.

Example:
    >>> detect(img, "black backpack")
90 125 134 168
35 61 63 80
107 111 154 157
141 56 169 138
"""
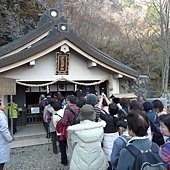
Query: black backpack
126 143 168 170
150 119 165 146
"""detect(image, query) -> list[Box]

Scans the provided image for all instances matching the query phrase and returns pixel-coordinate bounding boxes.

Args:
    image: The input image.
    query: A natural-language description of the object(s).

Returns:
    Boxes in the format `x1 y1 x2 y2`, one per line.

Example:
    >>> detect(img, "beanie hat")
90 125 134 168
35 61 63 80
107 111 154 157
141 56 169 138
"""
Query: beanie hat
80 104 96 121
66 95 76 104
40 94 45 99
143 101 153 112
86 93 98 106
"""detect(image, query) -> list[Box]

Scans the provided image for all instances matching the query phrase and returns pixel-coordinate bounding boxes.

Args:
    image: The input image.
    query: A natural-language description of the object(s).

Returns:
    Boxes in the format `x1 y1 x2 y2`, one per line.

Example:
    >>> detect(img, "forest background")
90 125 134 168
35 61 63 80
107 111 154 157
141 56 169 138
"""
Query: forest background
0 0 170 97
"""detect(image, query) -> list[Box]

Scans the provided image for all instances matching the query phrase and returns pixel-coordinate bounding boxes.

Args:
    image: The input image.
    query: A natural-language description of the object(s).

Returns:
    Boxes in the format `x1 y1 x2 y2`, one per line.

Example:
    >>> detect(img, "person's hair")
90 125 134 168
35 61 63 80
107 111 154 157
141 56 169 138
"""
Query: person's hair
119 98 128 108
47 97 54 106
119 113 127 121
109 102 118 116
52 96 63 111
66 95 76 104
159 114 170 132
112 97 120 104
53 103 62 111
76 97 86 108
152 99 164 112
127 110 149 137
117 120 127 129
54 92 62 98
143 101 153 112
129 100 140 111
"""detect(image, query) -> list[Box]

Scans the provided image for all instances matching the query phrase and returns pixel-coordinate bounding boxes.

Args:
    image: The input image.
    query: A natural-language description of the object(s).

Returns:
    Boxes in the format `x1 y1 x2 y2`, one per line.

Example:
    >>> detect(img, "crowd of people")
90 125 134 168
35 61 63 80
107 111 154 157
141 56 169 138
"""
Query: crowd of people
38 92 170 170
1 91 170 170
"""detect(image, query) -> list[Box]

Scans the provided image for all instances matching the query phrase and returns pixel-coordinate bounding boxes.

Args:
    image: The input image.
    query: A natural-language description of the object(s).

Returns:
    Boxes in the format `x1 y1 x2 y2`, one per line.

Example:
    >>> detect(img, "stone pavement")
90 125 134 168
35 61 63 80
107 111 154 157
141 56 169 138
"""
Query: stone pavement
10 123 49 148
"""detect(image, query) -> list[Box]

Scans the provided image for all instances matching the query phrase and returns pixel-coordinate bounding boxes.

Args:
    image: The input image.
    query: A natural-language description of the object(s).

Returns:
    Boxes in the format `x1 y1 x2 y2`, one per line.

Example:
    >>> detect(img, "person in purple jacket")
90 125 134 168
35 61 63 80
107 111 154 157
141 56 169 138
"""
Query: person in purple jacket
160 114 170 169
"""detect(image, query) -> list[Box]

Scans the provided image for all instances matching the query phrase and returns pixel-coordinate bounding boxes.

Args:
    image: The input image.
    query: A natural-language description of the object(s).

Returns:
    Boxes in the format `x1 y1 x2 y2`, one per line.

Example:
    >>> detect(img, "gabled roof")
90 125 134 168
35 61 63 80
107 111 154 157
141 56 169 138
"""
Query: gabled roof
0 9 138 79
0 14 54 57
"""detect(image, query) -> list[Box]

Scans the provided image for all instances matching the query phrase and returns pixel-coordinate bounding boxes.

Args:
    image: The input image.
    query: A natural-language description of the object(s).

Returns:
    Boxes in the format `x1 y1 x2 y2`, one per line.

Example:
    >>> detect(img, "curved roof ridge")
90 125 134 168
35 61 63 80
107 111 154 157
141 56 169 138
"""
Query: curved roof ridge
63 32 138 77
0 14 54 57
79 37 136 72
0 9 138 78
65 31 136 73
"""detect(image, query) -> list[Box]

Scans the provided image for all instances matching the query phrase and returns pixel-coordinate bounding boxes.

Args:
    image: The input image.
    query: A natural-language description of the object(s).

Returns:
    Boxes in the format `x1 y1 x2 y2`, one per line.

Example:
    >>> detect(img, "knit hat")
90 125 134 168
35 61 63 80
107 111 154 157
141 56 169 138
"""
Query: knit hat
80 104 96 121
85 93 98 106
40 94 45 99
143 101 153 112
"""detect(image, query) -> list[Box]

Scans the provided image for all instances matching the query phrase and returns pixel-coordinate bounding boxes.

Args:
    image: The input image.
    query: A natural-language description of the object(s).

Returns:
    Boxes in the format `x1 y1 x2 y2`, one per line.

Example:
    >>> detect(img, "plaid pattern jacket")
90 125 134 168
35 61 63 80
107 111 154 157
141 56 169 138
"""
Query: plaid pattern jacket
60 104 80 140
161 140 170 170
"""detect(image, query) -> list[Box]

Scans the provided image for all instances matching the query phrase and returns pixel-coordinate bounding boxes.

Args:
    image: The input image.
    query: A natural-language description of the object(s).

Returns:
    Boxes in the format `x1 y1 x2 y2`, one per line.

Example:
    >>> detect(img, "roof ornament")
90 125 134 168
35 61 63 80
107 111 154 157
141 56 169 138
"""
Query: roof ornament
37 0 65 18
54 0 65 10
37 0 68 32
37 0 49 10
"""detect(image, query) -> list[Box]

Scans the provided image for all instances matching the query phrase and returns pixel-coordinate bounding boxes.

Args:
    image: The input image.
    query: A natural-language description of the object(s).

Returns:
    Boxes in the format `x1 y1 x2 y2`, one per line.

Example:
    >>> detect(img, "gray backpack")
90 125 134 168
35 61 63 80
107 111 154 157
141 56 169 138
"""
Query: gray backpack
118 135 130 144
126 143 168 170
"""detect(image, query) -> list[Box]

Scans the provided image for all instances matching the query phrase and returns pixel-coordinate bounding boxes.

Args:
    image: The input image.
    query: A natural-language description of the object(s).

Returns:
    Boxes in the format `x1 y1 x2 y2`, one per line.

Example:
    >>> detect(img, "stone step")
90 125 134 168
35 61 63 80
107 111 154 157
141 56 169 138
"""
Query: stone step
13 132 46 141
10 136 50 149
10 123 50 149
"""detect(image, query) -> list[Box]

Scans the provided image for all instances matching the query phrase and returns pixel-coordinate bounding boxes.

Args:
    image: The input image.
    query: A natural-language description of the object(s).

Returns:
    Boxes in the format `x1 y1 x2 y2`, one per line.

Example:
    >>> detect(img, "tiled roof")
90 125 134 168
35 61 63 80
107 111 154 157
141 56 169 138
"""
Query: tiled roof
0 14 53 57
0 10 138 78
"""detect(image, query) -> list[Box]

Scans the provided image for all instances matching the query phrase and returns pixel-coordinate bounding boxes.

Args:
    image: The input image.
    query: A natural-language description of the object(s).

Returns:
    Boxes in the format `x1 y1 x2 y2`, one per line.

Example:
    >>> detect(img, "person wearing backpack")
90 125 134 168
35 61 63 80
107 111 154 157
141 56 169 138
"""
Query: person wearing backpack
160 114 170 169
47 100 62 154
59 95 80 166
116 110 167 170
143 101 165 146
128 100 152 141
110 120 131 170
43 97 54 138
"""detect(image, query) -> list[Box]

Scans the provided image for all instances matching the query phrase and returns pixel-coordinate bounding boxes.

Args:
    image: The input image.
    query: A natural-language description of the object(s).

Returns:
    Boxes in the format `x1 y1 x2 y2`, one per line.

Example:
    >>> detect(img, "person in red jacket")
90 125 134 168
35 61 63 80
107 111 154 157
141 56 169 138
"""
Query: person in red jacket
59 95 80 166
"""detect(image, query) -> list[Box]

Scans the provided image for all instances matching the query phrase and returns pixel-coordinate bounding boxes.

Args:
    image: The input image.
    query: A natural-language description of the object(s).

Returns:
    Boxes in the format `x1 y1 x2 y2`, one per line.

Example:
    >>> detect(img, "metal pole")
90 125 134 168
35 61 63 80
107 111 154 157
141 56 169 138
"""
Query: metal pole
10 95 13 137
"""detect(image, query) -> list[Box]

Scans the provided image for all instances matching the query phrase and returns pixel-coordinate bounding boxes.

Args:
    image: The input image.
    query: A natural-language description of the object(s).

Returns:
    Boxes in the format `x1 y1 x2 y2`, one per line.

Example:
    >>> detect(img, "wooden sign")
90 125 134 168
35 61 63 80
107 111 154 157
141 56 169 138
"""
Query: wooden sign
0 77 16 95
56 53 69 75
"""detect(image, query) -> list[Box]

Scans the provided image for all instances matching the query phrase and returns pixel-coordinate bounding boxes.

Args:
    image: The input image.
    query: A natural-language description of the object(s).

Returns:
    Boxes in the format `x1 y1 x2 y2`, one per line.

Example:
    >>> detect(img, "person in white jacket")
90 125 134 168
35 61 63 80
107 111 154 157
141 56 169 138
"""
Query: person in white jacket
67 104 109 170
0 101 13 170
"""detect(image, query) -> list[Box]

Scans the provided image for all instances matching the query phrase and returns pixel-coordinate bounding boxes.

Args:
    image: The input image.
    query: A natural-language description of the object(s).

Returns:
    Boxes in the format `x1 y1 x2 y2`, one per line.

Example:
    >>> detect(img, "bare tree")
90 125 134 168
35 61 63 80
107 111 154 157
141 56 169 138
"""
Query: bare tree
149 0 170 93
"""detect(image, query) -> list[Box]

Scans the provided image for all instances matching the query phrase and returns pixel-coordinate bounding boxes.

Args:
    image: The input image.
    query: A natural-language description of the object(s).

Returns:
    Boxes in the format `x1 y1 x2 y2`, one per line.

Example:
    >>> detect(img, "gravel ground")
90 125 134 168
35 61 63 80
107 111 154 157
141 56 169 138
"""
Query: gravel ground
5 144 69 170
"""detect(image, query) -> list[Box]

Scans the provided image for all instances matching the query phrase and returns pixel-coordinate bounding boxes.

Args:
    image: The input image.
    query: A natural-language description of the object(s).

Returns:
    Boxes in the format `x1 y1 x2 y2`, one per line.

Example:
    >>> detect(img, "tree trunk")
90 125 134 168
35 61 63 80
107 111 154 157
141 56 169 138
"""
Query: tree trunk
164 55 169 92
